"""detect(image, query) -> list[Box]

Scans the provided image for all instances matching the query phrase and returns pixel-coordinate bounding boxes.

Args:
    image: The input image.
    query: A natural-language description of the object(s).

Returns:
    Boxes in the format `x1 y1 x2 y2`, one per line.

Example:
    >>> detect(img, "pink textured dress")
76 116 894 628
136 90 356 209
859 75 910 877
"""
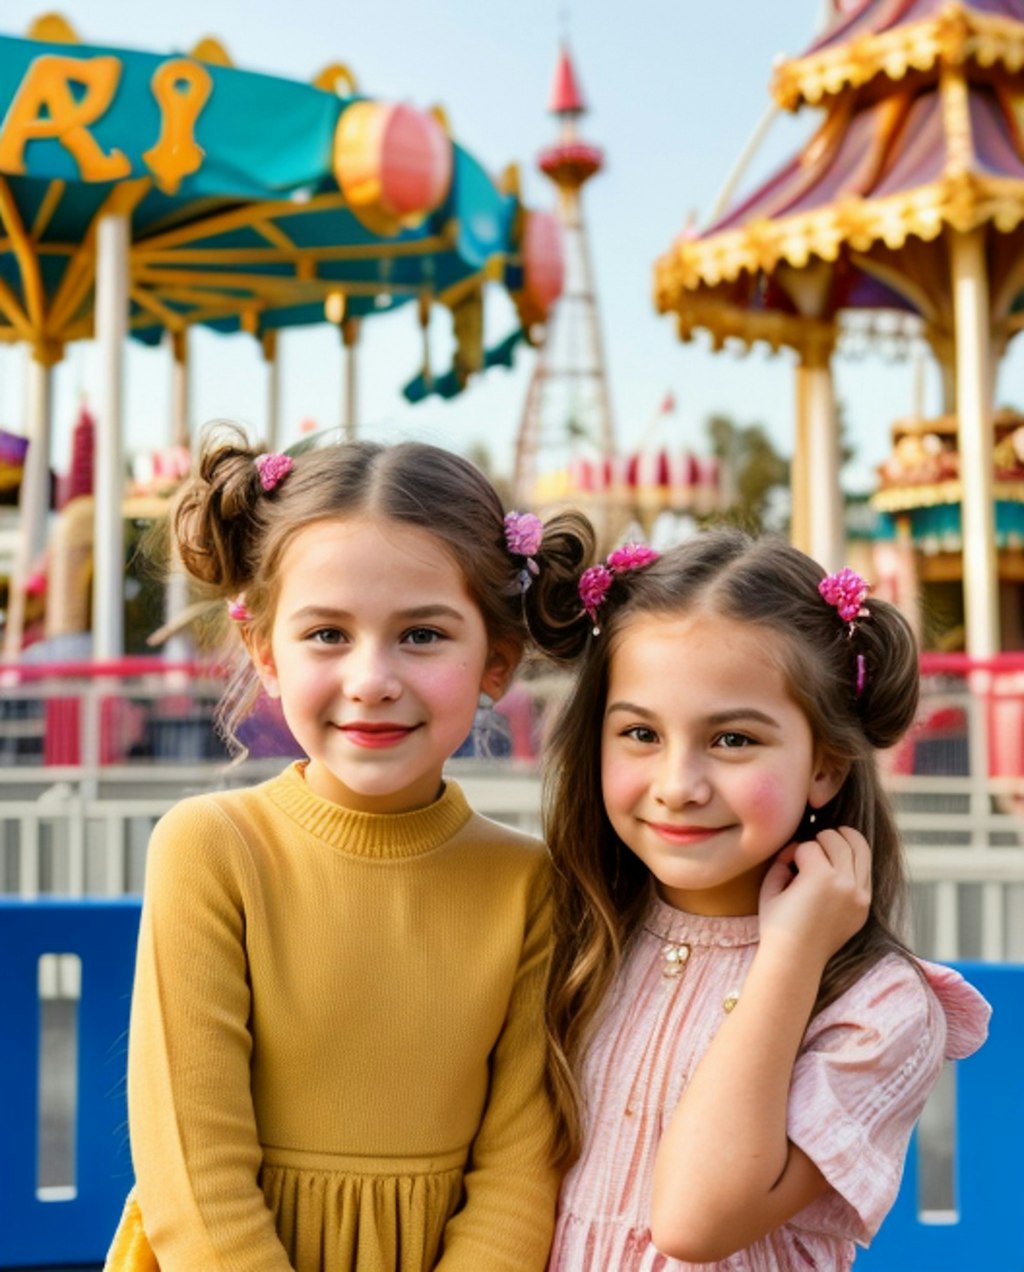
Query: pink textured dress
548 894 990 1271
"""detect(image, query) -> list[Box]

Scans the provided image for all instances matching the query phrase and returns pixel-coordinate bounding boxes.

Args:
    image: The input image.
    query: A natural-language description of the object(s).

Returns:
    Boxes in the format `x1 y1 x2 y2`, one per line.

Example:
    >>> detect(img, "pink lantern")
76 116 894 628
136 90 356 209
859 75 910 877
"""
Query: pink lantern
334 101 453 236
522 210 565 315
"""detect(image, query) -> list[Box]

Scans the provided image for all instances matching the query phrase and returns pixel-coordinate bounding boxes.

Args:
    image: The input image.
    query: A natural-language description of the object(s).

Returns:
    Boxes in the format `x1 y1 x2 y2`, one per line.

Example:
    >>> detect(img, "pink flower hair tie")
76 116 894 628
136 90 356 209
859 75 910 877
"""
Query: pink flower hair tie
818 567 870 627
579 542 660 634
504 511 544 593
579 564 614 630
818 568 871 698
227 595 251 623
255 451 293 492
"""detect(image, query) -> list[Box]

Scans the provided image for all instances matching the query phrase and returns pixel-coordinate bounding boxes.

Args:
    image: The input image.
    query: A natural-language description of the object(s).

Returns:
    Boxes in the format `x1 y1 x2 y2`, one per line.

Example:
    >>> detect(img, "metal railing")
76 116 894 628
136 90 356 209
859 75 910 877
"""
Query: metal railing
2 656 1023 963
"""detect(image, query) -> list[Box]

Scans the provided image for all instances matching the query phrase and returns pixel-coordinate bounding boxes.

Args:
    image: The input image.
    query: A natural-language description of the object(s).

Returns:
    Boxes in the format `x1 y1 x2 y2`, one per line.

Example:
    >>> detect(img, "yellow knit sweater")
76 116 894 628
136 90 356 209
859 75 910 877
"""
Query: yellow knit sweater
120 762 557 1272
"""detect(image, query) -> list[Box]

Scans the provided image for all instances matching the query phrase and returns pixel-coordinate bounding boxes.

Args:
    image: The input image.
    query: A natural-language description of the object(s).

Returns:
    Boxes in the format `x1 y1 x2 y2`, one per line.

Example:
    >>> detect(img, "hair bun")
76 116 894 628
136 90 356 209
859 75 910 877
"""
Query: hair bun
524 511 597 662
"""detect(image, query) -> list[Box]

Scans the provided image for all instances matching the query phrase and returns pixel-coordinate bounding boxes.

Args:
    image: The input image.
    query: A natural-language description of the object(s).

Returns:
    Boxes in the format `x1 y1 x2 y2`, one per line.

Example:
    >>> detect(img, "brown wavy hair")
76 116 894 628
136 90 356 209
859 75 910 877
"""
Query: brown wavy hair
171 422 597 752
530 528 921 1169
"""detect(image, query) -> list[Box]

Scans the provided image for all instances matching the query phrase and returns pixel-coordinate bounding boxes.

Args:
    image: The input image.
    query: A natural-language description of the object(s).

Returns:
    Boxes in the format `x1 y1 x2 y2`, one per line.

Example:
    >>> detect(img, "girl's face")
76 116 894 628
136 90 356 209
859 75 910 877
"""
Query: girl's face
251 515 516 813
601 611 842 915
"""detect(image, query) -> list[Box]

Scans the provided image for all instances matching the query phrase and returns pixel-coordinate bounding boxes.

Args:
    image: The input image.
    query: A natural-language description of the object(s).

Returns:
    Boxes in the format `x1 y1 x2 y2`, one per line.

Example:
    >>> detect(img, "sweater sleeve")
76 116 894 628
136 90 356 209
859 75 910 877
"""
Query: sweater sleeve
435 855 559 1271
127 797 294 1272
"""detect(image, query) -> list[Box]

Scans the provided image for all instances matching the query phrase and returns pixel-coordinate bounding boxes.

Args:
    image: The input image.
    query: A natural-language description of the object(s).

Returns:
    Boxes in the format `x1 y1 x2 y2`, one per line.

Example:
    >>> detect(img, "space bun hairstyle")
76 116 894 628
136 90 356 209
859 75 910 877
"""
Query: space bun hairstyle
542 526 922 1169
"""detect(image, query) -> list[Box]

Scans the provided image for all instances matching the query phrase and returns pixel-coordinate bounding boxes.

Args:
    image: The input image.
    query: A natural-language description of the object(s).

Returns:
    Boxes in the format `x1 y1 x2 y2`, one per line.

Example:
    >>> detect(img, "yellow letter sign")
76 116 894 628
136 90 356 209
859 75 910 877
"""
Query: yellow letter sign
0 55 131 181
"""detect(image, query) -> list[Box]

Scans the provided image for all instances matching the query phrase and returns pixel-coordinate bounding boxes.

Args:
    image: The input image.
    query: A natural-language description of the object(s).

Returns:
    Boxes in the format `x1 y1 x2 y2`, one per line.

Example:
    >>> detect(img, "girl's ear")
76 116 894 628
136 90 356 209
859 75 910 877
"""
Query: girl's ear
480 638 522 702
247 632 281 700
808 751 847 810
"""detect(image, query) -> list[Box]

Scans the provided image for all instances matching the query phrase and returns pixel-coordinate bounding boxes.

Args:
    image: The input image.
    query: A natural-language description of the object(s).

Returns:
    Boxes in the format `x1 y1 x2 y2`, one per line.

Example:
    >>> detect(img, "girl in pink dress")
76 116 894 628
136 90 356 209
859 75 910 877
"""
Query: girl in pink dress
530 528 989 1270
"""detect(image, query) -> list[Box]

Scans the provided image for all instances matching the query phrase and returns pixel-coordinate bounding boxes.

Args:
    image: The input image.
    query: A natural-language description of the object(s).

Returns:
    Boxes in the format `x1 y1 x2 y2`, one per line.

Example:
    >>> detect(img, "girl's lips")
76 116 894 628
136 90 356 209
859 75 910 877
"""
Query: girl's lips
339 723 418 749
645 821 721 844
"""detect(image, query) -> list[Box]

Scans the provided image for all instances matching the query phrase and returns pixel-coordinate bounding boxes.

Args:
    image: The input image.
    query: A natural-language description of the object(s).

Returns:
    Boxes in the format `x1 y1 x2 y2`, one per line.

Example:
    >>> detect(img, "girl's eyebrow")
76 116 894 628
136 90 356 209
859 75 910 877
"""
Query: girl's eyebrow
288 604 466 623
706 709 781 729
606 701 656 718
606 702 782 729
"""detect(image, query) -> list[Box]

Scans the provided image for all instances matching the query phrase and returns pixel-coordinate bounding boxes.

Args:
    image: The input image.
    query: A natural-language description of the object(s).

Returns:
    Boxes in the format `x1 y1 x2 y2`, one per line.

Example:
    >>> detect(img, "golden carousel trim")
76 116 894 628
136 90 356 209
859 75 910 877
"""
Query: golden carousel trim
771 4 1024 111
656 173 1024 297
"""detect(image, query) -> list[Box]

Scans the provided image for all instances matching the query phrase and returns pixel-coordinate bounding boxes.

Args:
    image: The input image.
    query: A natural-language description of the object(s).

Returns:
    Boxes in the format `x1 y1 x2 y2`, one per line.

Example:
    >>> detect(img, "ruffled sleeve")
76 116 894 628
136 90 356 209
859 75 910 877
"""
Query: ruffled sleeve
785 953 989 1246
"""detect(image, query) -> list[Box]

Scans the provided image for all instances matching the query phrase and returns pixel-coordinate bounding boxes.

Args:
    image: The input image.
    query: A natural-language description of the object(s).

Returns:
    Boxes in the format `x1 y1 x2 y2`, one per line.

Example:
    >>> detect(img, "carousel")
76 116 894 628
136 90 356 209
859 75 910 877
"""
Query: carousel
0 15 563 660
655 0 1024 656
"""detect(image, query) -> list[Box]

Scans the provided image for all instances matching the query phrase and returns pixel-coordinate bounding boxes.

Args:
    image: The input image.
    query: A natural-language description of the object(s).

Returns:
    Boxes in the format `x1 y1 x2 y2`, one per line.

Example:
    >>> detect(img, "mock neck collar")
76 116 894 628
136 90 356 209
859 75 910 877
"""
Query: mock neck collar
266 761 472 859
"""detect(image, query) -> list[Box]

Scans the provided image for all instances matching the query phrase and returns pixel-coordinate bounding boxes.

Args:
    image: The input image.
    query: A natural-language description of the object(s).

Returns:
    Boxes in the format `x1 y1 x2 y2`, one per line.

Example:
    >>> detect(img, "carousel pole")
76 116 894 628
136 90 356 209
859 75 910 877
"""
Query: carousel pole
93 213 128 661
262 329 280 452
792 334 843 572
2 344 55 659
951 226 999 657
791 364 810 557
170 329 190 448
342 317 360 441
166 328 191 664
805 354 844 573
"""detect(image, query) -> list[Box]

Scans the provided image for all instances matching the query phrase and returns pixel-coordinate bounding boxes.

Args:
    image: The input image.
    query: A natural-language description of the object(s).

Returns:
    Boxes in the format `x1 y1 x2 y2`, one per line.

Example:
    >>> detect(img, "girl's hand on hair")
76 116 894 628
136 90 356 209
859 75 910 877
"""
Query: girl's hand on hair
758 827 871 966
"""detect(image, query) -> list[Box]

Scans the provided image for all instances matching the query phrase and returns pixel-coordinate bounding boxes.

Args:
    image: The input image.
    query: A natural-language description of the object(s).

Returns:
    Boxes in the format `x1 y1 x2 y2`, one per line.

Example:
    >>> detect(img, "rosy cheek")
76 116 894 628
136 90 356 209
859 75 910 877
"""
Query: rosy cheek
748 776 793 819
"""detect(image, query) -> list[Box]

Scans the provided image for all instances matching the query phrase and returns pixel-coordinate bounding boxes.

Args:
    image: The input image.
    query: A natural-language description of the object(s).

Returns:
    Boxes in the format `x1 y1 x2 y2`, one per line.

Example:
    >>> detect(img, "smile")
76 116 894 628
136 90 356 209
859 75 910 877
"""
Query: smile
644 821 722 844
337 723 420 749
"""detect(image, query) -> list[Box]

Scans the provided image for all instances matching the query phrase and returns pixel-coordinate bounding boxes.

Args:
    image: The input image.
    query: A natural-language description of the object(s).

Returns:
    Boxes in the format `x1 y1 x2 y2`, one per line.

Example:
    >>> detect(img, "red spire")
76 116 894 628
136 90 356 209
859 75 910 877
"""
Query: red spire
548 45 586 117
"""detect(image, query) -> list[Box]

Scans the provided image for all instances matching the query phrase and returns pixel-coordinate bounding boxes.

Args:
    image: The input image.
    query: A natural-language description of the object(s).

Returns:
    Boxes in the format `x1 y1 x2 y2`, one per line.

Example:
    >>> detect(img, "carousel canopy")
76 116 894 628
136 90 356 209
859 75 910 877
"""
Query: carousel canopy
0 21 557 362
655 0 1024 357
773 0 1024 110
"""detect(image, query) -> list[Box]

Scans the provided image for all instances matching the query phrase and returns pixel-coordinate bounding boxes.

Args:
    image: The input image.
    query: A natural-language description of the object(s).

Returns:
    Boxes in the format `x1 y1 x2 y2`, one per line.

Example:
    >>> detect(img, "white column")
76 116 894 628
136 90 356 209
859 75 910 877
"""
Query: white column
805 359 844 572
263 330 280 452
791 363 810 556
170 329 190 449
163 328 192 662
2 350 53 659
92 213 129 661
793 352 843 570
951 228 999 657
342 318 359 441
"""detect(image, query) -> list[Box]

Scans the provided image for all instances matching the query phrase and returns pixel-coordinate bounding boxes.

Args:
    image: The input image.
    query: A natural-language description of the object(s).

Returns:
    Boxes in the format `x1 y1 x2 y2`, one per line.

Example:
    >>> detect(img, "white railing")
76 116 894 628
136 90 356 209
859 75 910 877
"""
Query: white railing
2 656 1023 963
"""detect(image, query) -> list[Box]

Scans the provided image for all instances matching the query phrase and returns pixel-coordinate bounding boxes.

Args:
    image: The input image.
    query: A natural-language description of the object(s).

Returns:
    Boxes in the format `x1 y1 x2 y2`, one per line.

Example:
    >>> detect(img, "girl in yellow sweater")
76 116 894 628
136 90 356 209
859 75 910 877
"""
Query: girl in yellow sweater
106 428 589 1272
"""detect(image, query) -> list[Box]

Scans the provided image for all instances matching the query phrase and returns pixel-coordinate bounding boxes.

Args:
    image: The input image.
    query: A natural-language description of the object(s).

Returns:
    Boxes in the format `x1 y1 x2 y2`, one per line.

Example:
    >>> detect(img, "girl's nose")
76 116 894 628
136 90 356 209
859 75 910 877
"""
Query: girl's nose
342 645 401 702
653 752 712 809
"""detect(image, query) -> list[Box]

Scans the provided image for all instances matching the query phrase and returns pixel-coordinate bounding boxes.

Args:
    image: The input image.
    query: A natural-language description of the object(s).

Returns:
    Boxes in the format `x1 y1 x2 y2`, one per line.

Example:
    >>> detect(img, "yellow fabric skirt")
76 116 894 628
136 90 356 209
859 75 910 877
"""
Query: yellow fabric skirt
104 1192 159 1271
105 1156 465 1272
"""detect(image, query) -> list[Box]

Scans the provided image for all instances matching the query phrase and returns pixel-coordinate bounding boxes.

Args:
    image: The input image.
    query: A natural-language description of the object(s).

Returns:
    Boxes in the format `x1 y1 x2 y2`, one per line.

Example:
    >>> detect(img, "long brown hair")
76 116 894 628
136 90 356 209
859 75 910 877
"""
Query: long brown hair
530 528 920 1168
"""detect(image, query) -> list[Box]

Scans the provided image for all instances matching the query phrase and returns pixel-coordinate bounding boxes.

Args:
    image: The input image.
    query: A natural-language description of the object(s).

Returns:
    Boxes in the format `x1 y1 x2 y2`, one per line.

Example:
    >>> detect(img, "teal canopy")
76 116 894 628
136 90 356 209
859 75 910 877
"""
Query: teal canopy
0 25 539 377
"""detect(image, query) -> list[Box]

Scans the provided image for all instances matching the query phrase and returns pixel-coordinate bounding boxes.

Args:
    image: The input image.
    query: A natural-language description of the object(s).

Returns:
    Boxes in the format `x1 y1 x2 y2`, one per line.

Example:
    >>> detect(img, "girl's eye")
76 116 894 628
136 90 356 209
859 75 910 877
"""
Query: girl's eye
715 731 755 750
403 627 444 646
623 725 659 745
309 628 344 646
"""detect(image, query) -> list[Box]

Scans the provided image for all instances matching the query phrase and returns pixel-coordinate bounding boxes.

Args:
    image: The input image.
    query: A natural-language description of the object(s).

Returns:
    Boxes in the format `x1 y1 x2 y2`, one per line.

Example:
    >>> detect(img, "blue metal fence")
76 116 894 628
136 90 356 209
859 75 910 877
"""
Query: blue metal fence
0 901 1020 1269
0 898 140 1269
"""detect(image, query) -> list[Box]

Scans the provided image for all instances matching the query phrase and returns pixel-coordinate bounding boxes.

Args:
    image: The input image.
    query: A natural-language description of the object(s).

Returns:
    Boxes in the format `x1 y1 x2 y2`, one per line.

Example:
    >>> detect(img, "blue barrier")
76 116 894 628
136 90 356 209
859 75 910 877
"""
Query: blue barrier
0 901 1019 1269
0 898 141 1269
857 960 1022 1271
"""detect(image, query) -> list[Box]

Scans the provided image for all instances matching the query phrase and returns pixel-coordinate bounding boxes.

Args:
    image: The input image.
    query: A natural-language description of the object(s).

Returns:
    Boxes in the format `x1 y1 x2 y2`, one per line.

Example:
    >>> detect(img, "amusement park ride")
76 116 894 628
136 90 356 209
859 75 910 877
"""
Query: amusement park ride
0 14 565 660
514 46 722 547
656 0 1024 657
6 2 1024 664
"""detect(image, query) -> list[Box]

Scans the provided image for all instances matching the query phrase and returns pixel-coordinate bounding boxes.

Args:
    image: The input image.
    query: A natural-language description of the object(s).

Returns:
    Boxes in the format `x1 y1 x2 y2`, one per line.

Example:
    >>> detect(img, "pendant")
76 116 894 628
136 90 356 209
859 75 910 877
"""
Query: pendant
660 941 691 978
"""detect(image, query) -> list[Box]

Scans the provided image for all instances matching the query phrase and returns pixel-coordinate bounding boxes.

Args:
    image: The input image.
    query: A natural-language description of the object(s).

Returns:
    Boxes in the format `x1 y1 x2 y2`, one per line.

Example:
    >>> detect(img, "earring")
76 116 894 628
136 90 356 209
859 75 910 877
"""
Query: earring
465 692 513 760
794 804 819 841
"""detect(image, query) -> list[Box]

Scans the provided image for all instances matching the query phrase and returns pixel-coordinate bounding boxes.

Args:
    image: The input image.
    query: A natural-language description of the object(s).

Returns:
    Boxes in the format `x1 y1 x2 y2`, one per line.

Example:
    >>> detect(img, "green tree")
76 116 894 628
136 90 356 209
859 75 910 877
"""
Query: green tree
704 413 790 534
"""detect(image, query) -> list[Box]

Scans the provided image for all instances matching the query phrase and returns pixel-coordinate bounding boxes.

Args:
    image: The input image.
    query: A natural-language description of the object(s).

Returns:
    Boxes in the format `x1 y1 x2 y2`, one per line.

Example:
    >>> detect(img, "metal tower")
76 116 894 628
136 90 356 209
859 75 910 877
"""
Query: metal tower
514 44 615 509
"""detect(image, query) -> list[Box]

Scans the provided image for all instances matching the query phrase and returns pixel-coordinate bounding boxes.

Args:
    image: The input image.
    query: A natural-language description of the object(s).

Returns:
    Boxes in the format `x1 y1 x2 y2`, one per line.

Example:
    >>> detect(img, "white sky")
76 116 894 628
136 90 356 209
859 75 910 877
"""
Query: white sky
2 0 1021 493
